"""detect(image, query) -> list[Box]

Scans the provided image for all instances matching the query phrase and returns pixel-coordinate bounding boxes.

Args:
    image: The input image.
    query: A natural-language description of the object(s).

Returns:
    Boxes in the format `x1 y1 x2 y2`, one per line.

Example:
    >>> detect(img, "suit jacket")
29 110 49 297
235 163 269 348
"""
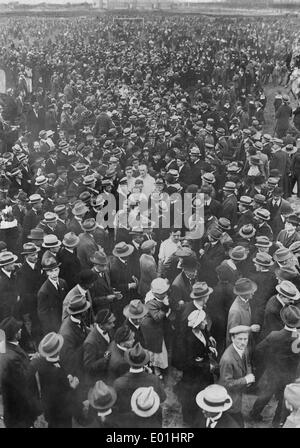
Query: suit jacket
89 270 115 315
222 194 238 227
277 230 300 248
77 232 99 270
200 241 226 286
141 297 170 353
67 217 83 236
57 247 81 290
219 344 251 413
0 270 19 322
108 255 136 302
0 342 39 427
22 208 41 240
261 295 285 339
189 159 204 186
83 326 110 385
170 272 194 312
125 319 146 347
226 297 252 346
178 164 192 186
59 316 88 379
194 410 240 428
37 278 68 335
113 370 166 414
248 271 276 326
255 222 273 241
138 253 157 298
236 210 255 230
17 260 44 319
106 341 129 384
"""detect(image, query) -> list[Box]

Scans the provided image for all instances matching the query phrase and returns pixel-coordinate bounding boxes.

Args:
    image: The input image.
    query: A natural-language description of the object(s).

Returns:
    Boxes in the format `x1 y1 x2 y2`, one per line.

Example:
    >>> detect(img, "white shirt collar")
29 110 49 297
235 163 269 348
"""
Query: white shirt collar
284 325 297 332
193 301 203 310
26 260 35 270
2 268 11 278
49 278 59 289
70 315 81 324
96 324 110 342
118 257 127 264
116 344 127 352
129 318 139 329
97 409 112 417
77 284 87 296
65 247 74 253
129 367 144 373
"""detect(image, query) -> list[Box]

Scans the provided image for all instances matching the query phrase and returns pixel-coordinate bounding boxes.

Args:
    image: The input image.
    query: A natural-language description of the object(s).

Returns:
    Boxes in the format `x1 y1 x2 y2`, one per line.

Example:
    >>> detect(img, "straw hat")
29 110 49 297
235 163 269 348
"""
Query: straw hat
131 387 160 418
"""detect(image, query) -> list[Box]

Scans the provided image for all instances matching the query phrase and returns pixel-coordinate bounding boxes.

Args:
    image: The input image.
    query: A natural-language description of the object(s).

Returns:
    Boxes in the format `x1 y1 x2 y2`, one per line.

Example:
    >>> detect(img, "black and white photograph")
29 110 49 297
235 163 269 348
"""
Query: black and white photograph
0 0 300 431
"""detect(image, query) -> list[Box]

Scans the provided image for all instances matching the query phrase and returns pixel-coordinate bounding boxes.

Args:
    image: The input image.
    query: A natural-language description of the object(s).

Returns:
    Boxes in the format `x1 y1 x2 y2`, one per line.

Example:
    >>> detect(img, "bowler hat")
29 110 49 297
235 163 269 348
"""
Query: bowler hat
196 385 232 413
38 332 64 358
0 317 22 341
280 305 300 328
88 381 117 411
124 342 150 367
233 278 257 295
123 299 148 319
190 282 213 299
67 294 91 315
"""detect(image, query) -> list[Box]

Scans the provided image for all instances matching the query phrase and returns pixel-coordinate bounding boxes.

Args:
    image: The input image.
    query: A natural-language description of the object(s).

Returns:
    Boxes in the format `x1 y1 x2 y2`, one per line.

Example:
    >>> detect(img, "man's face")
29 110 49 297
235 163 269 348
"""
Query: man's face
46 267 60 281
232 332 249 350
26 253 38 264
177 159 184 167
4 262 16 272
50 246 60 254
102 314 116 332
126 168 133 177
131 317 143 326
285 221 295 233
171 231 181 243
139 167 147 178
122 330 135 349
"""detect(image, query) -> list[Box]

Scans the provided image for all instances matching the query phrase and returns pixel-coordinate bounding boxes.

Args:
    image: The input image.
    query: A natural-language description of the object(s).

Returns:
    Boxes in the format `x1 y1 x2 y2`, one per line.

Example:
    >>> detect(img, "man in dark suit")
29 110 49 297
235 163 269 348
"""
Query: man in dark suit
269 141 290 197
77 219 99 270
170 256 199 314
108 242 138 326
219 325 255 427
221 182 238 228
199 227 226 287
17 243 44 346
193 384 240 428
123 299 148 348
107 325 135 384
26 102 43 141
37 256 68 336
0 317 40 428
22 194 43 241
0 251 20 323
83 308 116 386
250 305 300 426
113 343 166 414
189 147 203 187
57 232 81 290
176 154 191 186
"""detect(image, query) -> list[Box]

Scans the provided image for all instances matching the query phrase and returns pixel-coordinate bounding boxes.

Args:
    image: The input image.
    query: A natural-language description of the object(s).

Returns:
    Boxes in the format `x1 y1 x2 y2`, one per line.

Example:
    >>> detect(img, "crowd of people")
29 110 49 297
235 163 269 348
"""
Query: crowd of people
1 12 300 429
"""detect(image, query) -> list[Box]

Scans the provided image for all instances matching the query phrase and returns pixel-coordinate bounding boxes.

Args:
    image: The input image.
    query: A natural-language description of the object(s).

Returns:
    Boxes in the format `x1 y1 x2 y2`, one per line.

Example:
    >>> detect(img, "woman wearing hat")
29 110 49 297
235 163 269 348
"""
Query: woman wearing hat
141 278 172 379
32 332 80 428
175 309 216 426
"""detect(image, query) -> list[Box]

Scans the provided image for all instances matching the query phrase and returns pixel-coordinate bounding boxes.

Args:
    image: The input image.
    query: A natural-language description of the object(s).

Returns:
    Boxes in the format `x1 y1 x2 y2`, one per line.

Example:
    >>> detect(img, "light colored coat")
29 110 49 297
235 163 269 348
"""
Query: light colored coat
138 253 157 298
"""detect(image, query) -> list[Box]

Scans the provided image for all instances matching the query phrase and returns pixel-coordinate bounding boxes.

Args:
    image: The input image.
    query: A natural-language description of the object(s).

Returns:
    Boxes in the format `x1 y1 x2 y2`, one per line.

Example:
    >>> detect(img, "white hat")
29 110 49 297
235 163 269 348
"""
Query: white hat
151 278 169 295
131 387 160 417
196 385 232 413
188 309 206 328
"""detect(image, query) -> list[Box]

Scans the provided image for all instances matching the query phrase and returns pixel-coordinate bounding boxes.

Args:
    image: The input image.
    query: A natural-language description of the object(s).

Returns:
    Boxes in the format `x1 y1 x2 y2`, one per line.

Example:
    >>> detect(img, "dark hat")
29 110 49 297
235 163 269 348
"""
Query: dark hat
287 214 300 226
67 294 91 315
41 255 60 271
95 308 113 326
209 227 223 240
28 227 44 240
0 317 22 340
88 381 117 411
124 342 150 367
38 332 64 358
280 305 300 328
114 325 132 344
233 278 257 295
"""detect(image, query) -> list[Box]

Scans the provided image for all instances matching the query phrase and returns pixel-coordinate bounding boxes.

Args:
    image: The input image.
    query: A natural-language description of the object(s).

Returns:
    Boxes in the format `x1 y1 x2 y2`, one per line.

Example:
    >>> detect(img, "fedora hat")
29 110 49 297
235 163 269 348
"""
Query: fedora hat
95 308 114 326
208 227 223 240
21 243 40 256
29 194 43 204
276 281 300 301
254 208 270 221
67 294 91 315
233 278 257 296
28 227 44 240
190 282 213 299
196 385 232 413
41 255 60 271
280 305 300 328
289 241 300 255
91 195 105 208
35 175 48 186
88 381 117 411
38 332 64 358
217 218 231 231
62 232 79 248
0 251 18 266
81 218 97 232
252 252 274 267
238 224 256 239
274 248 293 263
54 204 66 216
255 236 272 248
90 250 108 265
113 242 134 258
72 202 89 216
131 387 160 418
123 299 148 319
229 246 248 261
0 317 22 340
124 342 150 367
42 234 61 248
151 278 169 295
275 267 299 282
